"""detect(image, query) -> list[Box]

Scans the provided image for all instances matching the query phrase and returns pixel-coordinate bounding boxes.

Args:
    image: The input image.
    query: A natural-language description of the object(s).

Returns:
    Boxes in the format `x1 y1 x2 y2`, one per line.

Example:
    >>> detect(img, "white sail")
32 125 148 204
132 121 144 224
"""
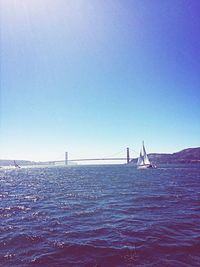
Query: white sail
142 143 150 165
137 150 144 166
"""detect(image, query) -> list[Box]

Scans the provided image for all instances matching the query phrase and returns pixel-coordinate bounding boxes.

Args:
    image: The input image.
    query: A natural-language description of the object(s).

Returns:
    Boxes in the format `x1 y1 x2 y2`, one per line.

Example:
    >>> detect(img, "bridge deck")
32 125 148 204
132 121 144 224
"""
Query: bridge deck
51 157 128 163
69 157 127 161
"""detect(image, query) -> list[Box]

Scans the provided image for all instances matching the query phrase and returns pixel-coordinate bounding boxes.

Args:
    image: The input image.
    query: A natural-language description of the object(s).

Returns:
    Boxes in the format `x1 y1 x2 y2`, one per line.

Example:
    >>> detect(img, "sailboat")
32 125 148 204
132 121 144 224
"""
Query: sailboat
137 142 155 169
14 160 21 168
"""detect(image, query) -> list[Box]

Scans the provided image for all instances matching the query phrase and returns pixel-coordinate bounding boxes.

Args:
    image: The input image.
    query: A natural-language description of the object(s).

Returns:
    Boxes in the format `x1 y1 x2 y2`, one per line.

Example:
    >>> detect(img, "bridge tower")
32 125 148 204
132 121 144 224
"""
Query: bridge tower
126 147 130 164
65 152 68 165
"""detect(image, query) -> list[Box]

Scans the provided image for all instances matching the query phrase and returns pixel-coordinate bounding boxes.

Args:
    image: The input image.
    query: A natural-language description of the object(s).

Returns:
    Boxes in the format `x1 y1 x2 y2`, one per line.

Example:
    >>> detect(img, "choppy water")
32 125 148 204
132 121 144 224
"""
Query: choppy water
0 164 200 267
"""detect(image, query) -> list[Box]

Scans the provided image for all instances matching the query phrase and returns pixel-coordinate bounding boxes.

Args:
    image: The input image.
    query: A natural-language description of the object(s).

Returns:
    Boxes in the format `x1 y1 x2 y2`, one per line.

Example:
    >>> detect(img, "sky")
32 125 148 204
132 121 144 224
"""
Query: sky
0 0 200 162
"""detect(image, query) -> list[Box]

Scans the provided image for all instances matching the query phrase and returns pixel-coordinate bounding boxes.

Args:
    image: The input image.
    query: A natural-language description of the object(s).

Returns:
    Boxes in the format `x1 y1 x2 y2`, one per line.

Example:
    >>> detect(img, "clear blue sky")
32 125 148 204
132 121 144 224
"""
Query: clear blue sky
0 0 200 161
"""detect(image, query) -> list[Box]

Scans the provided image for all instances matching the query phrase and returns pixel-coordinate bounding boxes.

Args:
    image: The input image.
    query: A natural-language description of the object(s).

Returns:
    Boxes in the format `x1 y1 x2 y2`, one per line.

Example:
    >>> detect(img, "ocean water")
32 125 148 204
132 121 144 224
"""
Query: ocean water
0 164 200 267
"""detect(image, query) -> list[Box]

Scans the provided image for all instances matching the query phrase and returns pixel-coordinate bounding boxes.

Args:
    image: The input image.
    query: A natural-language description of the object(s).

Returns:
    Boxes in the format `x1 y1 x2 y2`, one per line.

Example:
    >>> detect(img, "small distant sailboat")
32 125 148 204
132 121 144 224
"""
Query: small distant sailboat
137 142 156 169
14 160 21 168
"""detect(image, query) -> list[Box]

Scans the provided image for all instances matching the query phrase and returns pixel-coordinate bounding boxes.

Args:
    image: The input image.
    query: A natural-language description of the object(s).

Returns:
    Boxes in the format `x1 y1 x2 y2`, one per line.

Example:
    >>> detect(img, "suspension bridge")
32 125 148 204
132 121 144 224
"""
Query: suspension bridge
49 148 136 165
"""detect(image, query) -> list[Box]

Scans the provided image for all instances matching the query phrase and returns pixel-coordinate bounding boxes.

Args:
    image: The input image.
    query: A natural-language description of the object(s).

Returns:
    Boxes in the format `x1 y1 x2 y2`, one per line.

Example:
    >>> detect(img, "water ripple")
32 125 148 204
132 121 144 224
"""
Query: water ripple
0 164 200 266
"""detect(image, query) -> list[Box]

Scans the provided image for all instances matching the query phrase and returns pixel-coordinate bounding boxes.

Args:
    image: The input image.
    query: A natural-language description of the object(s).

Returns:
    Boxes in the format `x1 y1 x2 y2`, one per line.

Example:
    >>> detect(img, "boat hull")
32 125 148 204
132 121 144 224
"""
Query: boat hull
137 164 156 169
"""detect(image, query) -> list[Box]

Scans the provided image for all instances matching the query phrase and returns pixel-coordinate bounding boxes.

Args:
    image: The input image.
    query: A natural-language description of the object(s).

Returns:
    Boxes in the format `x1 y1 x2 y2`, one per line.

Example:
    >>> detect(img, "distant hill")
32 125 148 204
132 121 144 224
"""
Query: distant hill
130 147 200 164
0 159 76 167
0 160 35 166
